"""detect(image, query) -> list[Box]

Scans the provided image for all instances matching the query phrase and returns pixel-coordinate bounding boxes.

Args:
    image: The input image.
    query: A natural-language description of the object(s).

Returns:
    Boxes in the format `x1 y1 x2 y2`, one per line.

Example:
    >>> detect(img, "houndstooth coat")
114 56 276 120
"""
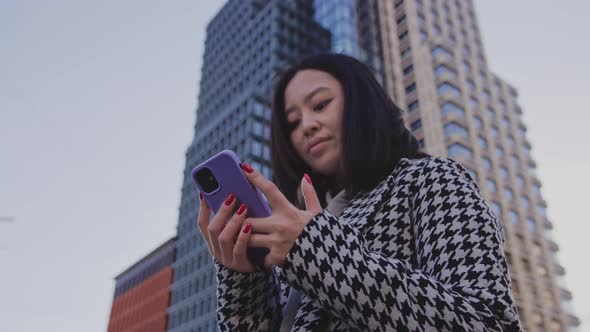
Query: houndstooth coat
215 157 523 331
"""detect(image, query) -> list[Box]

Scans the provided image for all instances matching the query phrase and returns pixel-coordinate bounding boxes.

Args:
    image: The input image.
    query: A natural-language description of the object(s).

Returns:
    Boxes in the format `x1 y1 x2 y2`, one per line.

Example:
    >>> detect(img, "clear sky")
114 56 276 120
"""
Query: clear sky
0 1 588 331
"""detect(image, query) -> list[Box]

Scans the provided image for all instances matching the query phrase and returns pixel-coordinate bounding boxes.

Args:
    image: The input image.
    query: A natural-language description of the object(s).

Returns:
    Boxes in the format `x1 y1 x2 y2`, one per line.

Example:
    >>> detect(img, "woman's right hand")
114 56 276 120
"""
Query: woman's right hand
197 192 258 273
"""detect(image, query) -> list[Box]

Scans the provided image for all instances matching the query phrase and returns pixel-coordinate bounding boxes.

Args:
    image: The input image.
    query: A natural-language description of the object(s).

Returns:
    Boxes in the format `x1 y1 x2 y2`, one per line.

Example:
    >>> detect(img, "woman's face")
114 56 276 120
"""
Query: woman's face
284 69 344 178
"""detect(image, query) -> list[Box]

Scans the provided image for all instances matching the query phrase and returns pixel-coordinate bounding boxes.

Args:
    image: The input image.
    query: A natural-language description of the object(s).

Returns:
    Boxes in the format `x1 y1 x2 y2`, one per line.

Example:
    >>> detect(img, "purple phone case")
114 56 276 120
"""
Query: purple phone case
192 150 271 217
191 150 271 267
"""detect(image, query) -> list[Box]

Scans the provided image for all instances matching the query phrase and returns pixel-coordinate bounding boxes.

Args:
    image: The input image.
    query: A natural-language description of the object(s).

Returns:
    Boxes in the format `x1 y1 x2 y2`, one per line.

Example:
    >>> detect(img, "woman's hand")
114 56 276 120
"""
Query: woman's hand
197 190 257 273
239 163 322 270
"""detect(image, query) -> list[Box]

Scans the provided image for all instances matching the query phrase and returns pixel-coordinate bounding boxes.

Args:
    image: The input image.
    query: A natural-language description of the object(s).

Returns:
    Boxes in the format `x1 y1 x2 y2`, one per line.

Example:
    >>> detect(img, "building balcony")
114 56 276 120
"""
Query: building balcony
434 72 459 87
438 92 464 110
547 239 559 252
554 263 566 276
560 287 573 300
431 53 457 71
567 313 581 327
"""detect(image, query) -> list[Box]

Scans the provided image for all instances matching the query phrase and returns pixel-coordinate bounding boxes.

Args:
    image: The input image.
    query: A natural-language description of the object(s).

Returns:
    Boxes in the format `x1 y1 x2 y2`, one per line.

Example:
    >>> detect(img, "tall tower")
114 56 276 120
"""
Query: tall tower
366 0 579 330
166 1 330 331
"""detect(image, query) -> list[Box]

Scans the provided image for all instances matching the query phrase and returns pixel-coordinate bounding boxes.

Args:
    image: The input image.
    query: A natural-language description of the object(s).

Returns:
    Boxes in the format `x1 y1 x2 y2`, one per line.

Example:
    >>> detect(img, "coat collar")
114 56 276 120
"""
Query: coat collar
339 158 411 228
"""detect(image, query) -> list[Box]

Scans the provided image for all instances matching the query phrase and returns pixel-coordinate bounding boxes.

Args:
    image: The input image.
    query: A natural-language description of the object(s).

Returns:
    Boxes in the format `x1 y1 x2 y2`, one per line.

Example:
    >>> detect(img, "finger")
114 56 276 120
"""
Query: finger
197 194 214 254
244 217 274 233
208 192 237 258
248 233 273 248
233 222 254 269
301 173 321 214
240 162 289 209
218 203 248 263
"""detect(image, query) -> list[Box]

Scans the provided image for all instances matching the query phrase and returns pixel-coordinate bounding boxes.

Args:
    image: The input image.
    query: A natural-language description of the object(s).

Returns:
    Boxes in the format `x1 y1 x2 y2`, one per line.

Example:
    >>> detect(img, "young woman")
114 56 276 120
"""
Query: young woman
197 53 522 331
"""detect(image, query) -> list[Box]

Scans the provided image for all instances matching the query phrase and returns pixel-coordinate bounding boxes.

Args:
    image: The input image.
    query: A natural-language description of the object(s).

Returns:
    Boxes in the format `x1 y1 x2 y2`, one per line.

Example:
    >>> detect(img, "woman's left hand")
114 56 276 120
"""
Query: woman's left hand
239 163 322 270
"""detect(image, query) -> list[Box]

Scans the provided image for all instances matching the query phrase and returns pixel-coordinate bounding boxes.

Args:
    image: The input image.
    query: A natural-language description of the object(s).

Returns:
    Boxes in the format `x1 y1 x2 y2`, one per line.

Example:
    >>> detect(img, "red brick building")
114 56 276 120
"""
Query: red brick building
108 237 176 332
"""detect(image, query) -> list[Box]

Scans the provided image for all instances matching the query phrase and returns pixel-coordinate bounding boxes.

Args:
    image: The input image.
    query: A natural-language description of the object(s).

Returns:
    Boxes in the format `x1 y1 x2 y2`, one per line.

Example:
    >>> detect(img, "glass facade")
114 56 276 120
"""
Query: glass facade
314 0 359 57
167 1 330 331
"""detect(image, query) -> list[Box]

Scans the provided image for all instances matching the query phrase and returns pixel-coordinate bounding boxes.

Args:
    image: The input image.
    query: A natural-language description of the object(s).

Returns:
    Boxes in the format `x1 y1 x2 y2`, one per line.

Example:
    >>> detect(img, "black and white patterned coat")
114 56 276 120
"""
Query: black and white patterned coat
215 157 522 331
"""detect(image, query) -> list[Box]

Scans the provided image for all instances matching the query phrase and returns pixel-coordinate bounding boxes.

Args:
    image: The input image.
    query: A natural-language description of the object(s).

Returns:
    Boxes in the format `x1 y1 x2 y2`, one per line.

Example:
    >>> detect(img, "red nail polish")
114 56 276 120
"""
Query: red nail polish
243 223 251 233
304 173 312 185
224 193 235 206
236 203 247 215
240 163 254 173
199 192 203 200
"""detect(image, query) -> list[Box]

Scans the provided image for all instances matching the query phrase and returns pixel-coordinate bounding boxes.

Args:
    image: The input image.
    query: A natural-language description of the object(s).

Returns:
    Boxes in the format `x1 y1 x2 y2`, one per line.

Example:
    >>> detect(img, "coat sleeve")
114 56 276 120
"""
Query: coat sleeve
215 262 285 331
279 158 522 331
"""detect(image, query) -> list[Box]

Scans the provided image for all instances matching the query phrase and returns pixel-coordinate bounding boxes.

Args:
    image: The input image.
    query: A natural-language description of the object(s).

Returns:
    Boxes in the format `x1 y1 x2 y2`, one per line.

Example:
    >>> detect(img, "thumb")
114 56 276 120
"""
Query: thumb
301 173 321 214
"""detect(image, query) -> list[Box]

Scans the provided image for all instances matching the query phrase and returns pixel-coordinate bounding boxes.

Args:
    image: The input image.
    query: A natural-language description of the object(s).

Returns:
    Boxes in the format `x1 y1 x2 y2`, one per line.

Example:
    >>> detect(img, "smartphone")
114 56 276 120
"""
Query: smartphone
191 149 271 268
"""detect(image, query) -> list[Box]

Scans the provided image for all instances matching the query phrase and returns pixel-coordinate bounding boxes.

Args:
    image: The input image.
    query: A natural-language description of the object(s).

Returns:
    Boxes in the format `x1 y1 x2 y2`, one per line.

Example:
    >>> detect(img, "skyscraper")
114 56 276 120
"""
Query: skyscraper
166 1 330 331
368 1 579 330
115 0 579 331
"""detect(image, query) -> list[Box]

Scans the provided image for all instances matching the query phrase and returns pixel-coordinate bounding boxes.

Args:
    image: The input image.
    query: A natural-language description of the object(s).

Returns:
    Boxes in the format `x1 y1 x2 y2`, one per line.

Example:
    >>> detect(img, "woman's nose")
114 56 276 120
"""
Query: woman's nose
301 113 320 136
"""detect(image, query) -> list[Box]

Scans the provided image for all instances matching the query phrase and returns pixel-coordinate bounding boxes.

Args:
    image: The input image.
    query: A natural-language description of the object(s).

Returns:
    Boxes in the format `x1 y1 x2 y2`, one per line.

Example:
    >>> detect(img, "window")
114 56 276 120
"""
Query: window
405 82 417 94
252 121 263 136
399 30 409 40
510 175 522 188
251 140 262 156
466 79 475 92
403 65 414 76
512 155 520 168
487 179 496 192
502 116 510 129
432 46 453 60
466 167 477 180
518 125 527 140
490 126 498 139
482 157 491 170
463 61 471 73
532 184 541 197
495 146 504 158
507 136 515 148
522 196 530 209
478 136 487 148
490 202 501 216
537 205 547 217
420 29 428 41
470 97 478 109
437 82 461 97
487 107 495 121
505 188 513 200
408 100 419 112
527 218 536 232
499 166 509 180
448 143 472 159
473 116 482 128
401 47 411 59
510 211 519 224
434 64 457 79
410 119 422 131
444 122 468 138
441 102 465 117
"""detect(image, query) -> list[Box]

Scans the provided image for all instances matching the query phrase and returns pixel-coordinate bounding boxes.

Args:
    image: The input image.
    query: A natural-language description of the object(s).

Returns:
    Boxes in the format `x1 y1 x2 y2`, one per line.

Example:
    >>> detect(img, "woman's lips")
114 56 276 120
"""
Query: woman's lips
309 139 329 156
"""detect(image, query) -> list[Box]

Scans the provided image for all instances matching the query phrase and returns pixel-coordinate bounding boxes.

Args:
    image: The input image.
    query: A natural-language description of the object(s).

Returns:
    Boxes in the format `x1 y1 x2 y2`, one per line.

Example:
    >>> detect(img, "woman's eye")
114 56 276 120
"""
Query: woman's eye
287 120 300 131
313 99 331 112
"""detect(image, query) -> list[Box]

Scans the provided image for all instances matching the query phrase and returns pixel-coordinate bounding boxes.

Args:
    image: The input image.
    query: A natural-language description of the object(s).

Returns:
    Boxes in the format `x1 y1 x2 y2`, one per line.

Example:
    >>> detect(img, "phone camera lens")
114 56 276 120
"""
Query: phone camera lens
195 167 219 193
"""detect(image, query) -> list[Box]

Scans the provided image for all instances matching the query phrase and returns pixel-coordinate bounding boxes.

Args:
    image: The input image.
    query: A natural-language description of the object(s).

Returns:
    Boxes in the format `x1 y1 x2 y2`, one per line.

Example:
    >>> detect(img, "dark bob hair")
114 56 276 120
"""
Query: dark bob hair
270 53 425 207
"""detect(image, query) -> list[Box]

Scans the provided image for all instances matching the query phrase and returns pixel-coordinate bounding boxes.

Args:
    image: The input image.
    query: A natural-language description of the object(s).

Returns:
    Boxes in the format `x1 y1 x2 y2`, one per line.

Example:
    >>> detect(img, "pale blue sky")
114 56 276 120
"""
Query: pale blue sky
0 1 588 331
